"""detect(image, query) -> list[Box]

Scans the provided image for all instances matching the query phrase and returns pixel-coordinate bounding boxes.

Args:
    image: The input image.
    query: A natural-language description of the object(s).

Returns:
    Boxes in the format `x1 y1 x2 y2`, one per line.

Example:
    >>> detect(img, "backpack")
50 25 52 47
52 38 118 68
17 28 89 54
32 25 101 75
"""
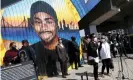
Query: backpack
98 41 103 58
18 49 29 62
98 41 102 52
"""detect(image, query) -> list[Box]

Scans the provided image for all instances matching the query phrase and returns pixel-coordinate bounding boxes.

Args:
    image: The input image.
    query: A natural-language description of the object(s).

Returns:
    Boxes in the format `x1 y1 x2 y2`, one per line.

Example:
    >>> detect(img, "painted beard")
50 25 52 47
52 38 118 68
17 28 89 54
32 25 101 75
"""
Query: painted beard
39 31 56 44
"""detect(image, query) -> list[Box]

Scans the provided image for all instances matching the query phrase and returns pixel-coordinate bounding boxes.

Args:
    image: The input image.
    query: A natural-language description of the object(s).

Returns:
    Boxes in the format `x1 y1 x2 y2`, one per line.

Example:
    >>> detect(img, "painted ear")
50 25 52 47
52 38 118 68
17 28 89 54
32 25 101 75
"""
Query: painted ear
56 25 59 32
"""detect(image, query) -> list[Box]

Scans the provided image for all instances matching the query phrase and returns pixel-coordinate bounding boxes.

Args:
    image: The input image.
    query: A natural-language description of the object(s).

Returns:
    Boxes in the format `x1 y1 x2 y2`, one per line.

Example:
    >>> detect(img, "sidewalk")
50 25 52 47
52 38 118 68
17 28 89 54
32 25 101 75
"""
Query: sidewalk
47 57 133 80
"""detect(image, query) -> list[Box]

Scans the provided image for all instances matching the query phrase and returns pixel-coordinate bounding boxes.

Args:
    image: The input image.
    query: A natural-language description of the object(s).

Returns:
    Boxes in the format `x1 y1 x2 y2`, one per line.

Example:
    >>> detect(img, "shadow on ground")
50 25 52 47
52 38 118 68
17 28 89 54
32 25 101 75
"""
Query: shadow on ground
62 79 77 80
75 72 94 77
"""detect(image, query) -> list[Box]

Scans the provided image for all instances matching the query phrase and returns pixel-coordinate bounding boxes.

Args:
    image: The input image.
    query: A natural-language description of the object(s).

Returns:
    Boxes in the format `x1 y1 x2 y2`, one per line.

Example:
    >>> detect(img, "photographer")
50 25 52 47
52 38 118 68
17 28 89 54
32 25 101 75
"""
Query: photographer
116 34 128 57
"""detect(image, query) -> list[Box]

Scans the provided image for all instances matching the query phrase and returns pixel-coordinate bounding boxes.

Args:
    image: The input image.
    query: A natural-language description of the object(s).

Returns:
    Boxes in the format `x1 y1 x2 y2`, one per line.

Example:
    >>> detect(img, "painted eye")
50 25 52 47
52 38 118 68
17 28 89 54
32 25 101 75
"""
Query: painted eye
35 21 41 24
46 20 54 24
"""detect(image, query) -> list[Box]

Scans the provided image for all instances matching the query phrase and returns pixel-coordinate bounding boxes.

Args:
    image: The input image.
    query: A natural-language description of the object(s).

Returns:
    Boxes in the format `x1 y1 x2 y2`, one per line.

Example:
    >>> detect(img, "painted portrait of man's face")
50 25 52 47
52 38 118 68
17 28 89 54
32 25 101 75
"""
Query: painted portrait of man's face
33 12 57 44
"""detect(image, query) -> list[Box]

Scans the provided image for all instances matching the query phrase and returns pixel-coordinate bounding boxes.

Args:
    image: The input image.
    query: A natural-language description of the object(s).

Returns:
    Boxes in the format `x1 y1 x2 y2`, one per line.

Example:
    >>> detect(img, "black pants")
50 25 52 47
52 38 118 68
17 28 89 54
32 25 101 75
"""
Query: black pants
74 55 78 69
112 51 117 58
74 54 80 69
60 61 67 75
93 63 98 80
101 58 110 74
118 46 127 57
47 60 58 76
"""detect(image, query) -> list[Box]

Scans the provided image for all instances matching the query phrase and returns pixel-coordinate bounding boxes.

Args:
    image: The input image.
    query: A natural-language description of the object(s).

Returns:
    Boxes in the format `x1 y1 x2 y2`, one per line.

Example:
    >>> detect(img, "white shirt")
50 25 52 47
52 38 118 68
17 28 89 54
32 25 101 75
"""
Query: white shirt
100 42 111 60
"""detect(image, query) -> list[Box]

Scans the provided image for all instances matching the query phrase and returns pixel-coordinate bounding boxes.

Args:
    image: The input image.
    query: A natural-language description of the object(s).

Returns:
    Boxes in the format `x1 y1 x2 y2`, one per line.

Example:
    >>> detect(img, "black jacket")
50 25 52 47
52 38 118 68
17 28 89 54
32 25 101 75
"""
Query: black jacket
69 41 79 55
31 41 47 76
56 44 69 62
18 46 35 62
87 41 98 58
31 39 70 76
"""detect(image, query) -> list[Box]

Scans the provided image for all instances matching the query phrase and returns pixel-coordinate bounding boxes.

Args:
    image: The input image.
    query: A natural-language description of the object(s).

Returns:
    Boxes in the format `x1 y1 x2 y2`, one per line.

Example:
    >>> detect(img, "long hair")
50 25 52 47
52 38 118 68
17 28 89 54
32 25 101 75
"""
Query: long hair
9 42 15 49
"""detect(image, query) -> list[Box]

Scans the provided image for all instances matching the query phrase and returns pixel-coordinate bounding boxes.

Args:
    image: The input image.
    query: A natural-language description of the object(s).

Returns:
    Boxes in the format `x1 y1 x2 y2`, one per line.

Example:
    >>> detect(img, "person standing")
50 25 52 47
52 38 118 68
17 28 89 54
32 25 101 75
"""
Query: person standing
3 42 20 66
87 33 100 80
99 36 112 77
19 40 35 63
56 38 69 78
69 36 81 70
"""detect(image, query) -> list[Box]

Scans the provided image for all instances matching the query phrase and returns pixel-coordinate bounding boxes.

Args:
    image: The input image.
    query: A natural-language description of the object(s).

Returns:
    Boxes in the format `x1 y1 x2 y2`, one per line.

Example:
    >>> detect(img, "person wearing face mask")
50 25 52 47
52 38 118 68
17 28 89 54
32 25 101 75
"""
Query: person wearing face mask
87 33 100 80
99 36 112 77
3 42 20 66
56 38 69 78
18 40 36 63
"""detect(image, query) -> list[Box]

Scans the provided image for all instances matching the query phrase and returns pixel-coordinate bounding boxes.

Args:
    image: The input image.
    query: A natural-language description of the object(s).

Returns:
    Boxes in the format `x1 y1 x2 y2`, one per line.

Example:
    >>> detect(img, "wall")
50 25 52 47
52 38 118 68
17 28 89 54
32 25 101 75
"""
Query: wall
1 0 82 72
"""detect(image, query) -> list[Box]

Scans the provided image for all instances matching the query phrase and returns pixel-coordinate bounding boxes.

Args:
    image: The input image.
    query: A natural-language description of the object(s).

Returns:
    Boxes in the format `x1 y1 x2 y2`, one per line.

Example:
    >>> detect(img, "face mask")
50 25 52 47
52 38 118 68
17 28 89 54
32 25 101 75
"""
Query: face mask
93 38 97 42
101 39 106 42
59 40 62 43
12 47 17 50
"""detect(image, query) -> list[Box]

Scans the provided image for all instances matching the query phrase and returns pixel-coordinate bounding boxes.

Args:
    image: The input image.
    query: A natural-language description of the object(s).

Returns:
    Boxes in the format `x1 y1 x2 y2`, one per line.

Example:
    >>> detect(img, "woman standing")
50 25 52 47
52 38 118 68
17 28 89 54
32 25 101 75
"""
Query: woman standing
99 36 112 77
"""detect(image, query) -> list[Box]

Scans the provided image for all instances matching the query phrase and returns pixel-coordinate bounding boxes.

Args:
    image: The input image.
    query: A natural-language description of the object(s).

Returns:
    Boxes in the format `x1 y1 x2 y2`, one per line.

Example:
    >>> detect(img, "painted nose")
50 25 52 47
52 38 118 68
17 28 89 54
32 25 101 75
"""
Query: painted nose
41 22 48 30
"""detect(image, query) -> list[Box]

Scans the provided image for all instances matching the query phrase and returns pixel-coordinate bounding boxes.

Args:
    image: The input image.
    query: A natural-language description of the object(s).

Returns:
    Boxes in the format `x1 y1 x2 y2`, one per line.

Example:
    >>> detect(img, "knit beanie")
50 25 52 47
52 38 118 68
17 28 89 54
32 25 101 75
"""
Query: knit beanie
30 1 58 24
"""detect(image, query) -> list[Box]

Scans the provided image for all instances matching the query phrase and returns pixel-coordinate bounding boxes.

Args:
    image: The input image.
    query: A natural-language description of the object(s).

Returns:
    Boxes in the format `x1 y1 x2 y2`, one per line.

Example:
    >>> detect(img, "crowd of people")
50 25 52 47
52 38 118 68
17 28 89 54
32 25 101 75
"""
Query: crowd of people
2 36 82 78
2 32 131 80
81 33 114 80
81 32 131 80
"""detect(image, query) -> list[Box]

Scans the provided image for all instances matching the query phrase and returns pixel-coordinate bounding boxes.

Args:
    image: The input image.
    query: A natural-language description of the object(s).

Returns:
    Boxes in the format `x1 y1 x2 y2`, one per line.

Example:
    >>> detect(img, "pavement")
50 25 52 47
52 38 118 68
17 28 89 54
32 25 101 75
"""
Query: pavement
47 55 133 80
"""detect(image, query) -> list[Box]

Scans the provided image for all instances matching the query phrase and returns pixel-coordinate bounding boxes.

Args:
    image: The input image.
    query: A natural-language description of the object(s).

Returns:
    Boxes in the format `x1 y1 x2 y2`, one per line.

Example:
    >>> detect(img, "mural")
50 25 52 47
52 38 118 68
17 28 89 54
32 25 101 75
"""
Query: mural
0 0 100 79
0 0 82 78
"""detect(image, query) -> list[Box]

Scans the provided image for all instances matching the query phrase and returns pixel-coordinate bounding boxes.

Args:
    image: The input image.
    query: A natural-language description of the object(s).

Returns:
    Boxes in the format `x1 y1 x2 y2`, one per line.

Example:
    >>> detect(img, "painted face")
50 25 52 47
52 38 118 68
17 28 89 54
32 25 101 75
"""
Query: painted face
33 12 57 43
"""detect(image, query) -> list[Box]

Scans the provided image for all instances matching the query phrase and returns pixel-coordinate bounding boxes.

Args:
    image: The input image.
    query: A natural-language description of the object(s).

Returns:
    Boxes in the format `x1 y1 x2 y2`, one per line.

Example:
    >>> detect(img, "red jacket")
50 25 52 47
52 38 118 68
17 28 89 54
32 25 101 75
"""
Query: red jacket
3 49 19 66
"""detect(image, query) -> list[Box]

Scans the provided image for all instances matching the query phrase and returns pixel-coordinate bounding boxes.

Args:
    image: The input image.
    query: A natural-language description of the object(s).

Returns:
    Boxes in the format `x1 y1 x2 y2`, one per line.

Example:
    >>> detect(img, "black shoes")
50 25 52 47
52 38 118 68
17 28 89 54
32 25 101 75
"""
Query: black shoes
62 75 66 78
54 73 59 77
65 73 70 76
95 78 100 80
79 65 83 67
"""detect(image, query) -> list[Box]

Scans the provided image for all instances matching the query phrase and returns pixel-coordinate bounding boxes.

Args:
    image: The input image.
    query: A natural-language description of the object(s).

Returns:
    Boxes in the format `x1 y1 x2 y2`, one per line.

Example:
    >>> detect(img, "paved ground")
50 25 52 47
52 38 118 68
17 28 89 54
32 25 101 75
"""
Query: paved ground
47 56 133 80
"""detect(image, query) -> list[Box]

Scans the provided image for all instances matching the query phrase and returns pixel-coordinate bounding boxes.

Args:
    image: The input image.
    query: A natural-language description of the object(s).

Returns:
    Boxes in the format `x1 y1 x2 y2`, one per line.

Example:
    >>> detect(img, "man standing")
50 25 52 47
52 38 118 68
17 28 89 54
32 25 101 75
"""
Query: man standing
56 38 69 78
30 1 69 77
69 36 81 70
87 34 100 80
